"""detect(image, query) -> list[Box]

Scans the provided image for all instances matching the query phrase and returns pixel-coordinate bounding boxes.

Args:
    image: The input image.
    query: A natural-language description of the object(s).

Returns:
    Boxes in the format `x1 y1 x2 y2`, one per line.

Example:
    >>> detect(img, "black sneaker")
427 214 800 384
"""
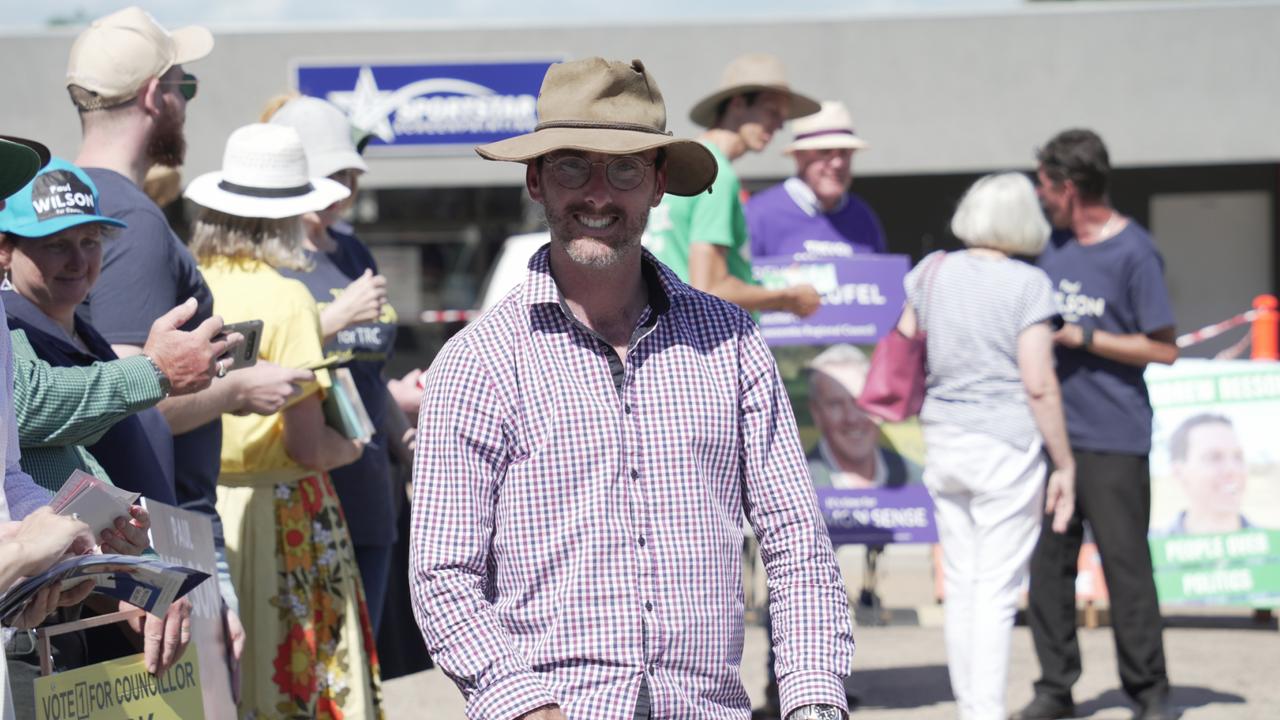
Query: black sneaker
1009 694 1075 720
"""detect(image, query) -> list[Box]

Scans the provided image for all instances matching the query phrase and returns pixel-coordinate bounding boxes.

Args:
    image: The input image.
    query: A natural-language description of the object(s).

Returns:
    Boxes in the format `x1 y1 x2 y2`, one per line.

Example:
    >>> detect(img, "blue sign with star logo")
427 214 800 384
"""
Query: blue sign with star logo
294 59 558 155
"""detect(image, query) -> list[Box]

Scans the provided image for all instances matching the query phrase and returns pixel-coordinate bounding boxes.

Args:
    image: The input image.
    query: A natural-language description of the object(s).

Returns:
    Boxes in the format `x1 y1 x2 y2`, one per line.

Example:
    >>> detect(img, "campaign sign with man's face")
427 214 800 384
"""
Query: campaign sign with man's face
1146 359 1280 607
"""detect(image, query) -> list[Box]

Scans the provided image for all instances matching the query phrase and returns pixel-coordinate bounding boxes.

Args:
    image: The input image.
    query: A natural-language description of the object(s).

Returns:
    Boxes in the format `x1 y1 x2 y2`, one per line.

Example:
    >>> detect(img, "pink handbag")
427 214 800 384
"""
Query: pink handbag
856 253 946 422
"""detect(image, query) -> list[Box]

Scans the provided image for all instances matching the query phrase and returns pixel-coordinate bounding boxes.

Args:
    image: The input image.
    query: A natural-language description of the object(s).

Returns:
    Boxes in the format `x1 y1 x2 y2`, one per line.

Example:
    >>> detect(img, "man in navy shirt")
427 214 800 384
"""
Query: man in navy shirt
1013 129 1177 720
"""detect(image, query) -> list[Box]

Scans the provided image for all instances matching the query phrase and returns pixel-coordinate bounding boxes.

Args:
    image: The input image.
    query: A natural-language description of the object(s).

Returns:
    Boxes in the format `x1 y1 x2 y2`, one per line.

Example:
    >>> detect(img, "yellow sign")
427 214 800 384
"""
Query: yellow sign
34 646 204 720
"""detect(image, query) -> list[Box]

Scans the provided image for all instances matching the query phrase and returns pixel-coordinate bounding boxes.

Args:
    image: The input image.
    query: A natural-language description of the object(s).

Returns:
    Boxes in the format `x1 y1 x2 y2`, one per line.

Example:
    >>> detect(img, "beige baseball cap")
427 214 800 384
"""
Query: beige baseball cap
66 6 213 110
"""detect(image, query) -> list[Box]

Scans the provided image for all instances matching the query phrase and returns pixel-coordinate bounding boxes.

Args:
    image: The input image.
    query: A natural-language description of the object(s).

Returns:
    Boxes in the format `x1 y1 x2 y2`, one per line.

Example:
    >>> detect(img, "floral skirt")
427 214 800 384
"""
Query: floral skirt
219 469 384 720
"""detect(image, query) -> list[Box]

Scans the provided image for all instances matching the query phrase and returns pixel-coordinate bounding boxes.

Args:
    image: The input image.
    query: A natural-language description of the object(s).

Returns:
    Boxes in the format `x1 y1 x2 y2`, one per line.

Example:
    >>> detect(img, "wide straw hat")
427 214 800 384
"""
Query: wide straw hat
269 96 369 180
185 124 350 220
785 101 869 154
0 135 50 201
66 5 213 110
688 53 820 129
0 157 126 237
475 58 717 197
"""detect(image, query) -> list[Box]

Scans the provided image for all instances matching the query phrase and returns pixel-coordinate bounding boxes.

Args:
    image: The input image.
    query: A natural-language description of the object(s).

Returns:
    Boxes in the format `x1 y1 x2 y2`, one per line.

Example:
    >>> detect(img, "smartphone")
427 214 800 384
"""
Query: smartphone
217 319 264 371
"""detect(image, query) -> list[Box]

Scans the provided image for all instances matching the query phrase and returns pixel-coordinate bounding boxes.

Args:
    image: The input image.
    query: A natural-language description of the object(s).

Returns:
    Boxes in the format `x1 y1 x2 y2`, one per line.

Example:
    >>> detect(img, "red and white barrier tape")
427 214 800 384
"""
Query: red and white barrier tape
419 309 480 324
1176 309 1257 348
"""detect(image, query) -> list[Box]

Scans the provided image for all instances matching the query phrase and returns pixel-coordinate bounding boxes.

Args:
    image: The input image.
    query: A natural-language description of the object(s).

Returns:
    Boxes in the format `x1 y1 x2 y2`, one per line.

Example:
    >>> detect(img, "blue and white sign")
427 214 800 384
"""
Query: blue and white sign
294 60 557 155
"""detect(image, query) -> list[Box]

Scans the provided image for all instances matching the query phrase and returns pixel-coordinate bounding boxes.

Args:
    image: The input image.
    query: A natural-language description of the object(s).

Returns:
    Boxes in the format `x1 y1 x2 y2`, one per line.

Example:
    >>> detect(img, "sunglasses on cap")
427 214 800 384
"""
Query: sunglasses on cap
544 155 654 191
157 73 199 102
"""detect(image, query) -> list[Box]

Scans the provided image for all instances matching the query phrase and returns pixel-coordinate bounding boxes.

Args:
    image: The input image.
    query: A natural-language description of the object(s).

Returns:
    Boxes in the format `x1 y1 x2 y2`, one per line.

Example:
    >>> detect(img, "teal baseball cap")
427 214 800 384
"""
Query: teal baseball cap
0 157 126 237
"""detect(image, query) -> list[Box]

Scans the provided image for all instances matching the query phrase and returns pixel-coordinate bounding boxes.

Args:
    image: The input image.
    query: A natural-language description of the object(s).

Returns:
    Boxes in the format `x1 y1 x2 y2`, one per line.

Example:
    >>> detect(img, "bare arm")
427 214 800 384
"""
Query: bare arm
688 243 820 316
1053 324 1178 367
318 269 387 344
1018 322 1076 533
114 343 238 433
281 393 364 472
114 343 314 435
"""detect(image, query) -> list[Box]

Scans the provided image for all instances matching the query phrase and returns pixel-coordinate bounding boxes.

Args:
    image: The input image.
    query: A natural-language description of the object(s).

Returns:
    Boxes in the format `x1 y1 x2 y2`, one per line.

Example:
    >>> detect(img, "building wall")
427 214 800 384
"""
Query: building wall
0 1 1277 188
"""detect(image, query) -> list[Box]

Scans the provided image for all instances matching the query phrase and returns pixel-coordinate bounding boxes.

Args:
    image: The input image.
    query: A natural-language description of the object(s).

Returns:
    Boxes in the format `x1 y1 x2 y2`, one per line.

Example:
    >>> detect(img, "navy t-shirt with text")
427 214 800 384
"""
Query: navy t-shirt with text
279 227 399 546
78 168 225 547
1036 222 1176 455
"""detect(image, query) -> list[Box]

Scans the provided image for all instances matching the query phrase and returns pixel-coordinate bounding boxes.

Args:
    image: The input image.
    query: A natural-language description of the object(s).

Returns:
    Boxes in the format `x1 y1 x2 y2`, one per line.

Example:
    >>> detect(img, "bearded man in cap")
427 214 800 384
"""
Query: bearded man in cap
65 4 311 679
646 54 823 317
411 58 853 720
746 101 885 261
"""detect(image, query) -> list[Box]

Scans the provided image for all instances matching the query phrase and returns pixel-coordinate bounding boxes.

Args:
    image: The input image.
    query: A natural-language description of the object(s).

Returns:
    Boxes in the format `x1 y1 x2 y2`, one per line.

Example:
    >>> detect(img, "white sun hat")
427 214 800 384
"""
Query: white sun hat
185 123 350 219
268 96 368 180
785 101 869 154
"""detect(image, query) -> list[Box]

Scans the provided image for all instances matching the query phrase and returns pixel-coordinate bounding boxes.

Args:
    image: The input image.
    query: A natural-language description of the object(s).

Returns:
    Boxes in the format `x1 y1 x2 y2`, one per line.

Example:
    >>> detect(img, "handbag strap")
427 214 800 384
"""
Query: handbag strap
913 251 947 334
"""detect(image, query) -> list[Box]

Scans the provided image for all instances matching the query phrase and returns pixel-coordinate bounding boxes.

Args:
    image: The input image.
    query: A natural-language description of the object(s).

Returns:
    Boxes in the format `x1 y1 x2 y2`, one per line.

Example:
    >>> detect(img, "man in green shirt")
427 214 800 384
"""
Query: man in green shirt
645 53 822 317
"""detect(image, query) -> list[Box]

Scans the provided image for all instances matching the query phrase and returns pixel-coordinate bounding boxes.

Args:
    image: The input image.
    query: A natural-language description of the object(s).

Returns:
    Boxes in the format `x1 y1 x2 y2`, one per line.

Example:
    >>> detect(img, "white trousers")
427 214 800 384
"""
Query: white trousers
923 423 1047 720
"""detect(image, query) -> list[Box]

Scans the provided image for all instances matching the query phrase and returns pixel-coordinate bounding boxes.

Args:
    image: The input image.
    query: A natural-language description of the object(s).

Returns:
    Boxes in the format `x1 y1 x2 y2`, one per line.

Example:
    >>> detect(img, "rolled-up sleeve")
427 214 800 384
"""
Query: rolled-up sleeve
736 314 854 717
409 336 556 720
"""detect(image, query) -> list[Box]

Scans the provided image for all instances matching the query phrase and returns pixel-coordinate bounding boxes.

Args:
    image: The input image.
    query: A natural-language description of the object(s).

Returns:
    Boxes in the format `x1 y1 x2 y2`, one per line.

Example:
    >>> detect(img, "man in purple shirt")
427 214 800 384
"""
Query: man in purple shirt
746 101 885 261
411 58 853 720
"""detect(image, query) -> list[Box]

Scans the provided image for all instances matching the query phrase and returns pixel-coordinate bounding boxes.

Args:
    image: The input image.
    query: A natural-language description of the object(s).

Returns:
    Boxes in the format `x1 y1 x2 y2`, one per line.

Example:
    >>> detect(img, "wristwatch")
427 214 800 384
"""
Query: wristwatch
787 705 846 720
142 354 172 397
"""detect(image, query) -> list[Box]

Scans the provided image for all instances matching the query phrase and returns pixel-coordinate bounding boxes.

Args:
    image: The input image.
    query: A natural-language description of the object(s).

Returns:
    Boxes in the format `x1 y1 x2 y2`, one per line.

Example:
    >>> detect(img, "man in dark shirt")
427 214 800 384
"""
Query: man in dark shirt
65 6 312 663
1013 129 1178 720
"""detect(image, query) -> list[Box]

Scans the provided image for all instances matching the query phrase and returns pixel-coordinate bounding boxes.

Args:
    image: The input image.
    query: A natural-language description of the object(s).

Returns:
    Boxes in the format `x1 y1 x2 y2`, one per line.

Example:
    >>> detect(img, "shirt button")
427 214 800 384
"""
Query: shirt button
625 404 632 414
645 601 653 612
638 536 646 547
630 469 639 480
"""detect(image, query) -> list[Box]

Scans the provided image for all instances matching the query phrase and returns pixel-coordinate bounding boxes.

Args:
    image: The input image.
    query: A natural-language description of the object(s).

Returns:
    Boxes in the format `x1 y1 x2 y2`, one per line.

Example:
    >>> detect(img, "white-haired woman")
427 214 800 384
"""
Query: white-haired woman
900 172 1075 720
185 123 382 719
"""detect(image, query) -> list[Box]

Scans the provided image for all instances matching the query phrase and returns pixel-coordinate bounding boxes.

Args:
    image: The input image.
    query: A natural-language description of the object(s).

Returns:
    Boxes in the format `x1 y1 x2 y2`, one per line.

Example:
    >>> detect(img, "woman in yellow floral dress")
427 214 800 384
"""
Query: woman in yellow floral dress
185 123 383 719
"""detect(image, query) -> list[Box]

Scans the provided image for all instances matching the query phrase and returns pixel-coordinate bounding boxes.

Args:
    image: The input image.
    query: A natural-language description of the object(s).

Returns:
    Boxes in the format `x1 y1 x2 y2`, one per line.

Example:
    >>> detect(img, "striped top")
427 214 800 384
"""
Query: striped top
907 250 1057 450
410 247 853 720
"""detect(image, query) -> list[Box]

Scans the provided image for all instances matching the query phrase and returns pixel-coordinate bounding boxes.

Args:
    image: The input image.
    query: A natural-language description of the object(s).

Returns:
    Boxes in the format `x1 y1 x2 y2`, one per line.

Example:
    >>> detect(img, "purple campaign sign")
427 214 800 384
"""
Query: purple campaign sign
816 485 938 545
752 254 909 347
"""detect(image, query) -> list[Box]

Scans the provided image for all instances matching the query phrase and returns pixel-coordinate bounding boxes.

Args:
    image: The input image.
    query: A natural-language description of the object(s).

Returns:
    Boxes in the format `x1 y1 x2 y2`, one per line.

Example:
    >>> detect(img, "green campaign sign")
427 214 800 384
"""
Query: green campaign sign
1146 360 1280 607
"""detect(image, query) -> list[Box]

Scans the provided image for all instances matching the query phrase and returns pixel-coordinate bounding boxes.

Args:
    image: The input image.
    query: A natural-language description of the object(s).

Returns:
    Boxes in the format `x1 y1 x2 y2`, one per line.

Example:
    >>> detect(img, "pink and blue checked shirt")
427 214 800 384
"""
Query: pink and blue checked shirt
410 247 853 719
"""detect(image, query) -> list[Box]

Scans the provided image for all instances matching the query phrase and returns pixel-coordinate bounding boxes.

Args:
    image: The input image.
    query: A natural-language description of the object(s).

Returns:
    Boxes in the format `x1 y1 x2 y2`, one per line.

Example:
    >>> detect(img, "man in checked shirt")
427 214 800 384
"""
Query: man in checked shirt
410 57 854 720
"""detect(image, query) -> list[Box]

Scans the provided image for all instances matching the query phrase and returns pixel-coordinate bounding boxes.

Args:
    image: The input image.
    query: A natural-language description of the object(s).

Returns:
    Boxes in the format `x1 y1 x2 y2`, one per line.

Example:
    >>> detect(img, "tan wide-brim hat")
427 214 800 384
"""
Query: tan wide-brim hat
475 58 717 197
689 53 821 129
785 101 869 153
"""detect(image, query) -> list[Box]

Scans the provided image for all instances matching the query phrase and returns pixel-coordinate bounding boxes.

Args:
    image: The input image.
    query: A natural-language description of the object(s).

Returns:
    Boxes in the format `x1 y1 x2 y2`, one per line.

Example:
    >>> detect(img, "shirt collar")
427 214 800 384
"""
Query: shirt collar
2 288 101 358
817 438 889 488
522 243 689 313
783 177 848 217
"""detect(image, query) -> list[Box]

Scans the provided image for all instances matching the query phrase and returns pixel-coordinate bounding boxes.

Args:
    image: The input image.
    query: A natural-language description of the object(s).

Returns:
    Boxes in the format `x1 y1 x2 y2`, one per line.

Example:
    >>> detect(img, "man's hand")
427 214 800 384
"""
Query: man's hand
228 361 315 416
98 505 151 556
11 507 95 575
10 580 96 629
142 298 243 396
124 597 192 675
223 604 245 662
387 368 424 418
1045 465 1076 534
783 284 822 317
1052 323 1086 349
323 269 388 333
519 706 567 720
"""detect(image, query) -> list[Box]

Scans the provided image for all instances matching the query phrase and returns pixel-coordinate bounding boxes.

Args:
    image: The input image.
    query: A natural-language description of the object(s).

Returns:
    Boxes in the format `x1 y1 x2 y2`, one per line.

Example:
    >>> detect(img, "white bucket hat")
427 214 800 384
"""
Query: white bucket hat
185 124 350 219
268 96 368 180
785 101 869 154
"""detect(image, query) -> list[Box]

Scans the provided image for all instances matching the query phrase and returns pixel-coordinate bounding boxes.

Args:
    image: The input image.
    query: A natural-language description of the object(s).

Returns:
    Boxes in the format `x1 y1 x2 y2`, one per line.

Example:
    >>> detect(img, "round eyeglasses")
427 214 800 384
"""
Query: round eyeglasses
545 155 654 191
